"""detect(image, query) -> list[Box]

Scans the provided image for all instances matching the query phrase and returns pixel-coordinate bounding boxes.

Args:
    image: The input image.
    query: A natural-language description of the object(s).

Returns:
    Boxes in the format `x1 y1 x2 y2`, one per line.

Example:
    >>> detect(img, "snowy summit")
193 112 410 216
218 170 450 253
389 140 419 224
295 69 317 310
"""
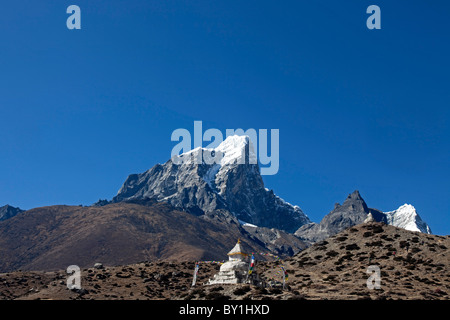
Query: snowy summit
385 204 432 234
179 135 257 167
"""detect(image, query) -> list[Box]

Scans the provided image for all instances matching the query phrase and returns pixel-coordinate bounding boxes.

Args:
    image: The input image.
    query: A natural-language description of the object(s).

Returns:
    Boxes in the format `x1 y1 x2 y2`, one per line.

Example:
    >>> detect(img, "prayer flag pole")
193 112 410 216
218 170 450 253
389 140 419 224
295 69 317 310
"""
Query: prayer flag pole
191 262 199 287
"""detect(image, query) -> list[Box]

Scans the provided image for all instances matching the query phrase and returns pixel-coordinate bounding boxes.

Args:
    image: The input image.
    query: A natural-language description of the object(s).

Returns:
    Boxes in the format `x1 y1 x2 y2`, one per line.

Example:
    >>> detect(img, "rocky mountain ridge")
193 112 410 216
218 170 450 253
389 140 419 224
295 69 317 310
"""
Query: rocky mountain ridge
295 191 432 243
0 205 23 222
112 135 310 233
110 135 432 238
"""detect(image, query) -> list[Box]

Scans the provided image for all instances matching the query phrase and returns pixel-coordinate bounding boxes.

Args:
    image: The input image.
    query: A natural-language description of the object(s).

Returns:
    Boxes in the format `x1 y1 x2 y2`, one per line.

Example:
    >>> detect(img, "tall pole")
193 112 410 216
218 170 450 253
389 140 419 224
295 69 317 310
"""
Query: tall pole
246 253 255 283
192 262 199 287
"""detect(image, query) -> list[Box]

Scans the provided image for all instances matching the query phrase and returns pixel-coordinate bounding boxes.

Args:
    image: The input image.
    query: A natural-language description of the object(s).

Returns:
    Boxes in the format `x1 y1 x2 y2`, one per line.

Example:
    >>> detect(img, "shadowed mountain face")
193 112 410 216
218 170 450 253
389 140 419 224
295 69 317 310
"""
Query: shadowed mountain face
0 202 273 272
295 191 388 243
295 191 432 243
0 205 23 222
112 135 310 233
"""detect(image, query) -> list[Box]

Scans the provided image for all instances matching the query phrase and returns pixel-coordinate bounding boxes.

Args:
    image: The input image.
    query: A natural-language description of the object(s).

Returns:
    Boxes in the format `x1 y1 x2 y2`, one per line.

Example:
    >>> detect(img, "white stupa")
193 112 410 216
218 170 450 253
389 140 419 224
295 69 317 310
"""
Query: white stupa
207 239 249 285
364 212 375 223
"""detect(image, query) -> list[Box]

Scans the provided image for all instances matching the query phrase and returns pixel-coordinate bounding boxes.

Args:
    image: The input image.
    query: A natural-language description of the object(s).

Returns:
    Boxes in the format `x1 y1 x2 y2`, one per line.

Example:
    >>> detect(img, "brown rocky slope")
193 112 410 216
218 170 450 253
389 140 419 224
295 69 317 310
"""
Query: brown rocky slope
0 201 269 272
0 222 448 300
273 222 449 299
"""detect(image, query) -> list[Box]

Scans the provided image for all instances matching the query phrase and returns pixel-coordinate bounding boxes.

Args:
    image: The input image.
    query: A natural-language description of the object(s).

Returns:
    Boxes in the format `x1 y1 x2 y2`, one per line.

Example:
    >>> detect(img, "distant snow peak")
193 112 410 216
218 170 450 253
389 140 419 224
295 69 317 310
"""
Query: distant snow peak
385 204 432 234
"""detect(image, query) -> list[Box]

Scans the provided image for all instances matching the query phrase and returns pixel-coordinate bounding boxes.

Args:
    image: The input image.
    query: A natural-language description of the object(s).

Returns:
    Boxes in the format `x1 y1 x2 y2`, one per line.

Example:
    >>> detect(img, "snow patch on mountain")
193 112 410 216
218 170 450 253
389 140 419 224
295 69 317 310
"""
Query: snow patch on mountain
181 135 258 191
203 164 221 188
384 204 432 234
238 219 258 228
215 135 257 166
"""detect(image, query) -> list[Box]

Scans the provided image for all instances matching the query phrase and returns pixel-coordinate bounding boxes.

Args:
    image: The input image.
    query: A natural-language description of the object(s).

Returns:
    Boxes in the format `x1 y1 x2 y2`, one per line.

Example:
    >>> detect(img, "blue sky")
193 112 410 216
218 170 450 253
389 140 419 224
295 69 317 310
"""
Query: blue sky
0 1 449 235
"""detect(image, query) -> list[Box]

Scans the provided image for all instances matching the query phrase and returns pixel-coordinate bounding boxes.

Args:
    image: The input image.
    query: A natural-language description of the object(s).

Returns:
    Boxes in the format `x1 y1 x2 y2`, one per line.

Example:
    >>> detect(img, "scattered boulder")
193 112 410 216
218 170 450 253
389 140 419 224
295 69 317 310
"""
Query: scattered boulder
94 263 103 269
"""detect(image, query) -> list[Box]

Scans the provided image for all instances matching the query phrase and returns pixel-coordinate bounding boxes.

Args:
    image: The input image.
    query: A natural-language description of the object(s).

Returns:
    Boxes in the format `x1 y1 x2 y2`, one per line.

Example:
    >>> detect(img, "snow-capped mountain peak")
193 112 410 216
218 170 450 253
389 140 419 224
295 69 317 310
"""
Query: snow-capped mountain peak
384 204 432 234
179 134 256 167
214 135 256 166
113 134 310 233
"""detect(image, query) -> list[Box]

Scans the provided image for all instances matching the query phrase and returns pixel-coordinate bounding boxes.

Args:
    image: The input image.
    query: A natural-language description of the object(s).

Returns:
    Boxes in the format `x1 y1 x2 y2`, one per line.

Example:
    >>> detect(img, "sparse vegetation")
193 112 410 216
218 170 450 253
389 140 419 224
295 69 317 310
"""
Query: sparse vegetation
233 286 251 296
205 292 230 300
345 244 360 250
209 286 224 292
371 225 384 234
326 250 339 257
365 241 383 247
0 222 448 301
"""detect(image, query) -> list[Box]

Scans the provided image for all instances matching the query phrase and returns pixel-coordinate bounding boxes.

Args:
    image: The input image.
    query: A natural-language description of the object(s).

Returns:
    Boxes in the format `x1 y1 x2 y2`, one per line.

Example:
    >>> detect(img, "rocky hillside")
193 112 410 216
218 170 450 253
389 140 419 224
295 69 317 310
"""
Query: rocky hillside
281 222 449 299
1 222 447 300
0 201 276 272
